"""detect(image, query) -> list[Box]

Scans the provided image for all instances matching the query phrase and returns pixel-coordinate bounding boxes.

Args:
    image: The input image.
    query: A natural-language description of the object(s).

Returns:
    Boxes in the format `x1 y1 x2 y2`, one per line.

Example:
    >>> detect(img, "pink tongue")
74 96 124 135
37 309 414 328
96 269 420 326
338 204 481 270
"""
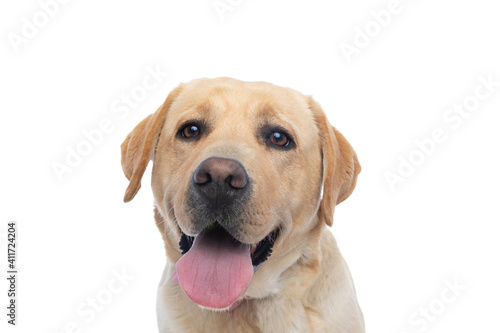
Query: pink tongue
175 227 253 309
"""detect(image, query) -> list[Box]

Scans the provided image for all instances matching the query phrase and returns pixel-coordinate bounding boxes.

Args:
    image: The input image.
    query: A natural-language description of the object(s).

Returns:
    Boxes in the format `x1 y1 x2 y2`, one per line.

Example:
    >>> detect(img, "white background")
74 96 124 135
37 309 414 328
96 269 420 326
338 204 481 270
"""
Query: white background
1 0 499 332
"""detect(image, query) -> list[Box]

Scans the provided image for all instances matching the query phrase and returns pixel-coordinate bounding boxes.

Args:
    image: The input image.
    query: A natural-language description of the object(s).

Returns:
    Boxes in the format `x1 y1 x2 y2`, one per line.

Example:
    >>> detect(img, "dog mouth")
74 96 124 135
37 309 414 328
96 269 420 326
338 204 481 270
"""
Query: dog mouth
174 223 279 310
179 224 279 268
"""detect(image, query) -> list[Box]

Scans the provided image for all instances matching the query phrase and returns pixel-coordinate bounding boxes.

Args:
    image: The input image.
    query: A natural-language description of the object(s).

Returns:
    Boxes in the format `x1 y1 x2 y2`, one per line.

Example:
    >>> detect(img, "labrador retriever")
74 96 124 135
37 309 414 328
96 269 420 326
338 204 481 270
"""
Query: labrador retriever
121 77 365 332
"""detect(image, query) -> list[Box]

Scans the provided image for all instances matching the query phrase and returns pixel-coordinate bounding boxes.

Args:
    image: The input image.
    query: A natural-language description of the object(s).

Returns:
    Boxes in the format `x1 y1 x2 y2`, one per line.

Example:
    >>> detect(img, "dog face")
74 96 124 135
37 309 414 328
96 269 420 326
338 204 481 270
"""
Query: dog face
154 78 327 244
121 77 360 309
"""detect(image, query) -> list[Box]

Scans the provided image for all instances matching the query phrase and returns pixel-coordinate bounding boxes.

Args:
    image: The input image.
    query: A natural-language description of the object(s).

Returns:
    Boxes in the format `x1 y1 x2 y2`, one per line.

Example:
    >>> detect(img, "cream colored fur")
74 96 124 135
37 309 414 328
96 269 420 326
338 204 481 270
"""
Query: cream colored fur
121 77 365 332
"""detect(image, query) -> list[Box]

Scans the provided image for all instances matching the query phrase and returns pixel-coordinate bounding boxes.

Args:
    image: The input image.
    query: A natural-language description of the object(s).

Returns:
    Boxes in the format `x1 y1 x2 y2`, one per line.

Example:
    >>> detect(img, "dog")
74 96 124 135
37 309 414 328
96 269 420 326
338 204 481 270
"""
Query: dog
121 77 365 332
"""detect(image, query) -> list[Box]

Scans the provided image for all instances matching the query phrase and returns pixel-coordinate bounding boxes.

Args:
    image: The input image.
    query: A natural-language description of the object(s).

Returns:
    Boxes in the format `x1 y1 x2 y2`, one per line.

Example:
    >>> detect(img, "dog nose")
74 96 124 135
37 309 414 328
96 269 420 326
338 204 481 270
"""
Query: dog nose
193 157 249 208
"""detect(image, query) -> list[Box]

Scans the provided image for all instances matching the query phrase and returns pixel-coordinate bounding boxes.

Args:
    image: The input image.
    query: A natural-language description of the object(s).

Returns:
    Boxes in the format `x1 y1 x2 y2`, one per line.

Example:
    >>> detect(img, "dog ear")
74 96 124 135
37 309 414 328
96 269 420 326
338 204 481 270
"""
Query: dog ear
309 97 361 227
121 85 183 202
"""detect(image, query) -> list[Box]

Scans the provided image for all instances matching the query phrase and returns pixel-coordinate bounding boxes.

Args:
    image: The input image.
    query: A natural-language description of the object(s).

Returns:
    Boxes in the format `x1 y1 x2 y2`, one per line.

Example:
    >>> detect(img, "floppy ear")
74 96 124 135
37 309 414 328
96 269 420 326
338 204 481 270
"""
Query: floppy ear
309 97 361 227
121 85 183 202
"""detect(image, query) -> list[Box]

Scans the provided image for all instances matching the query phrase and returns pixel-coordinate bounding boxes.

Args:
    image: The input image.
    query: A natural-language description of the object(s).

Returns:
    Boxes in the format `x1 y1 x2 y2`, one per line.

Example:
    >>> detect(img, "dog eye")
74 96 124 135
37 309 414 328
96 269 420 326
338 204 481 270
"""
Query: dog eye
181 124 200 138
269 131 291 147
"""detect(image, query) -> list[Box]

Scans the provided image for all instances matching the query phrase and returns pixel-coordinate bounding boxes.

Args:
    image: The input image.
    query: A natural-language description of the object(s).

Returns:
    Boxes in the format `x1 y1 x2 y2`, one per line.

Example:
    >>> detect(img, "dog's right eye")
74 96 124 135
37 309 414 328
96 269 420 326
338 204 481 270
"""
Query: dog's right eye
180 124 201 138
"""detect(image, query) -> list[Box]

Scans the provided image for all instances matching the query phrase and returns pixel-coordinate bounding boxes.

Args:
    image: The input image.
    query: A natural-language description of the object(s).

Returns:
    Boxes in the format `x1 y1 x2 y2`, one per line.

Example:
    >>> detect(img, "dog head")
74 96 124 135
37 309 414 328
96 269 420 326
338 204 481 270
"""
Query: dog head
121 77 360 309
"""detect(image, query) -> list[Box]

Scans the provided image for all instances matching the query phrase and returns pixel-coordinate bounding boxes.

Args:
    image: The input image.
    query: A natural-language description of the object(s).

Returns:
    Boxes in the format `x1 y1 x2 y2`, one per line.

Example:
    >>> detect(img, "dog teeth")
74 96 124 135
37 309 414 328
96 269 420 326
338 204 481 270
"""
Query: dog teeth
250 244 258 254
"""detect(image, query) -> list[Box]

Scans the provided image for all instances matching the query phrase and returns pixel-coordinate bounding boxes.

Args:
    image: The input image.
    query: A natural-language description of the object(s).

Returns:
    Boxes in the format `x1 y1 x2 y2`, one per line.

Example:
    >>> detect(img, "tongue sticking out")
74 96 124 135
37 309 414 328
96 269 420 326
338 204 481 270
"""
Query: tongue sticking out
175 226 254 309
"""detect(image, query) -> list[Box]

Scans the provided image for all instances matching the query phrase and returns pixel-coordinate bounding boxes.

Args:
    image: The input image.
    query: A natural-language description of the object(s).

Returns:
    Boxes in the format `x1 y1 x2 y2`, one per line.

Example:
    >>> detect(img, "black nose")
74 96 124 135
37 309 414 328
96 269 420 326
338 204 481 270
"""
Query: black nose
193 157 249 208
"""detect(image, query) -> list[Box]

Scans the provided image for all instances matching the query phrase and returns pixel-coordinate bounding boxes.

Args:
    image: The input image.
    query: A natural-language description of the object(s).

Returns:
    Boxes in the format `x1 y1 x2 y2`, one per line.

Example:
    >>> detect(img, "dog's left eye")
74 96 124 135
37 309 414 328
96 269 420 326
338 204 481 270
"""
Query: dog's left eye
269 131 291 147
180 124 200 138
